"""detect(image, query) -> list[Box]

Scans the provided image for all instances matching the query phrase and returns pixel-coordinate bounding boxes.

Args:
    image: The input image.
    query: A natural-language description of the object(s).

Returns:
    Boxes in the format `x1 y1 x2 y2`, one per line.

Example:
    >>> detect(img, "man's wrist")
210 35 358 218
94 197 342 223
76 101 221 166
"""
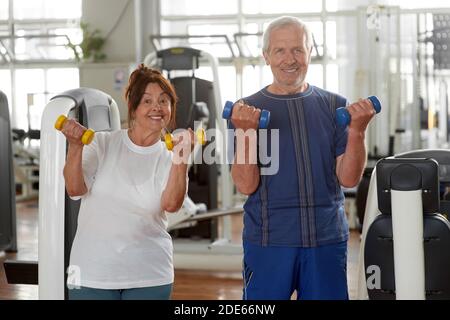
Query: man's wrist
347 128 365 141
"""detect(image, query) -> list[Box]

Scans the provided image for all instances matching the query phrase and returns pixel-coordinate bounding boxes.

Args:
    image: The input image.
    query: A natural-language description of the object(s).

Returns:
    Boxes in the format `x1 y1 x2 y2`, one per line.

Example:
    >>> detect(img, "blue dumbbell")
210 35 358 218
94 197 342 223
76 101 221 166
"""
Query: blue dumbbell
336 96 381 127
222 101 271 129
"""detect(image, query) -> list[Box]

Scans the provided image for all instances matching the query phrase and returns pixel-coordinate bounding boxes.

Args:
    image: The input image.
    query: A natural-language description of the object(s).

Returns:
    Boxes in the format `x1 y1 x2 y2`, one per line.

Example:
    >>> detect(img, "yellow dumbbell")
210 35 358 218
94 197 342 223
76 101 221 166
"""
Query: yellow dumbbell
164 128 206 151
54 115 95 145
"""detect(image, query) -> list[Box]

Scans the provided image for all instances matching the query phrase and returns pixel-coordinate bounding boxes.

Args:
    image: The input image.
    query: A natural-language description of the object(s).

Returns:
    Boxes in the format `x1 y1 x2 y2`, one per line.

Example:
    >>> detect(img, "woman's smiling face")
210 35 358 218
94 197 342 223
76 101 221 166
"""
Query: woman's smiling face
133 82 172 132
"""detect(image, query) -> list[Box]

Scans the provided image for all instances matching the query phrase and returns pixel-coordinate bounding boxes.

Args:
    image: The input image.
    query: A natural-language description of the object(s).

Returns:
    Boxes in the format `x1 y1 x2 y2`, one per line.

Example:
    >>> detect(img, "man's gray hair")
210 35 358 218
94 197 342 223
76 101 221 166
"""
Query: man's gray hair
262 16 313 53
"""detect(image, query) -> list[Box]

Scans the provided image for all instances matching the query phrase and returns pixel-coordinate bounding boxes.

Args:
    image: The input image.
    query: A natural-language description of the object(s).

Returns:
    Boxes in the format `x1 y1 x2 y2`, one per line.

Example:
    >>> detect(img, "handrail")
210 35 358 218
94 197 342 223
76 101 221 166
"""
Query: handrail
150 34 236 58
0 34 75 63
150 32 325 61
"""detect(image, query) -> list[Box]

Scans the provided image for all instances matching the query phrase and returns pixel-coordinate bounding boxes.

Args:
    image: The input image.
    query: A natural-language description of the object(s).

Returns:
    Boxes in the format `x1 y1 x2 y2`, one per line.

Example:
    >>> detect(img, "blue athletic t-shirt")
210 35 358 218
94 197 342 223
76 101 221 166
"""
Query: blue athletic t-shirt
237 85 349 248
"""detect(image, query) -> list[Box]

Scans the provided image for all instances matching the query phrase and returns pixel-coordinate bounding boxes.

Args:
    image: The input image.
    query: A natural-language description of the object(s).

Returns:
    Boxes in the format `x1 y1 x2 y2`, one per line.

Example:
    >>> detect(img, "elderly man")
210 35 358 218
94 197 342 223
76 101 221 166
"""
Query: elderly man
229 16 375 300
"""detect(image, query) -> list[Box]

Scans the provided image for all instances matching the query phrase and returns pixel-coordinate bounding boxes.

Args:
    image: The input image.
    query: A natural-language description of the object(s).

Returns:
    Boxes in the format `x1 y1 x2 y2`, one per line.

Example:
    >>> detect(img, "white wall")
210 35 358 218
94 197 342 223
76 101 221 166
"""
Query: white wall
82 0 135 62
139 0 161 62
82 0 160 63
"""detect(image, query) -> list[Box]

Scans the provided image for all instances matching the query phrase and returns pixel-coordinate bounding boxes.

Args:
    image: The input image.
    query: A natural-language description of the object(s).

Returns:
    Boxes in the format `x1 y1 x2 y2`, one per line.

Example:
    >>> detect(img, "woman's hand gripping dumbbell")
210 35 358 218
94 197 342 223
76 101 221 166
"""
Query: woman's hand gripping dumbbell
163 127 206 151
55 115 95 145
163 127 206 164
222 100 271 130
336 96 381 128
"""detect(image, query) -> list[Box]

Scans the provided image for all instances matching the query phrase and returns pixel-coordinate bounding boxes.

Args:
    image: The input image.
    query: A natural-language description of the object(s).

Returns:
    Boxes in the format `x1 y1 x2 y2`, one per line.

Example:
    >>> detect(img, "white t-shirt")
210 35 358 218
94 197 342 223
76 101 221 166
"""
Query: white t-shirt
68 129 174 290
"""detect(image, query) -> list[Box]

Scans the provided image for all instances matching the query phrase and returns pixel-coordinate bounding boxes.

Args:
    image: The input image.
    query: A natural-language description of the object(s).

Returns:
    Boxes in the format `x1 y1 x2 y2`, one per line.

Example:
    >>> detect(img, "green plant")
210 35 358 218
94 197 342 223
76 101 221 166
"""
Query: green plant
67 22 107 62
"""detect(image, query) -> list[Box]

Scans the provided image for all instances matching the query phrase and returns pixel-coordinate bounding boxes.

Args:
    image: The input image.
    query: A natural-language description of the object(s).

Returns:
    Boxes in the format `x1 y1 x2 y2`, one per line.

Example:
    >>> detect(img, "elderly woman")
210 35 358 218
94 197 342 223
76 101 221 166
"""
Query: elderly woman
62 64 193 300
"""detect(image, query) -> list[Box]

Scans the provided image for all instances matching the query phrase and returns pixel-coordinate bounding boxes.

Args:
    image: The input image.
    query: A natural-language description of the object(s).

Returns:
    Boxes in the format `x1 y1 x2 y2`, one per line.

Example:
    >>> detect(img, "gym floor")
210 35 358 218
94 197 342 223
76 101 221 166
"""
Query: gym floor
0 200 361 300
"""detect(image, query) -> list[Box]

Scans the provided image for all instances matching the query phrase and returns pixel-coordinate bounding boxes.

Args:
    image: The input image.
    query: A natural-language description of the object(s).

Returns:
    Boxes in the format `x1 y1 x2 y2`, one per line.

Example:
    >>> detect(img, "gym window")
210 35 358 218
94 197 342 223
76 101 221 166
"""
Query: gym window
0 0 81 130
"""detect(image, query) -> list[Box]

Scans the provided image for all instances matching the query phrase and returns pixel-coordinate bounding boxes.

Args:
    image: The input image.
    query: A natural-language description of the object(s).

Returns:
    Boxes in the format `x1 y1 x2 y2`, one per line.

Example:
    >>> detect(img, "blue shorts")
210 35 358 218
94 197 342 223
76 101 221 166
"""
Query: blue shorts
68 283 173 300
242 241 348 300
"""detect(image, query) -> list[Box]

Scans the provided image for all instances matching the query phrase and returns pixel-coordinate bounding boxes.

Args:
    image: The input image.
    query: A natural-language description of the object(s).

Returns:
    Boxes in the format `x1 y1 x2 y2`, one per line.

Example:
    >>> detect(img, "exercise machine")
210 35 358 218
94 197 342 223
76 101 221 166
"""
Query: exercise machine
0 90 17 253
11 128 40 202
39 88 121 299
4 88 121 299
144 47 243 270
357 149 450 299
